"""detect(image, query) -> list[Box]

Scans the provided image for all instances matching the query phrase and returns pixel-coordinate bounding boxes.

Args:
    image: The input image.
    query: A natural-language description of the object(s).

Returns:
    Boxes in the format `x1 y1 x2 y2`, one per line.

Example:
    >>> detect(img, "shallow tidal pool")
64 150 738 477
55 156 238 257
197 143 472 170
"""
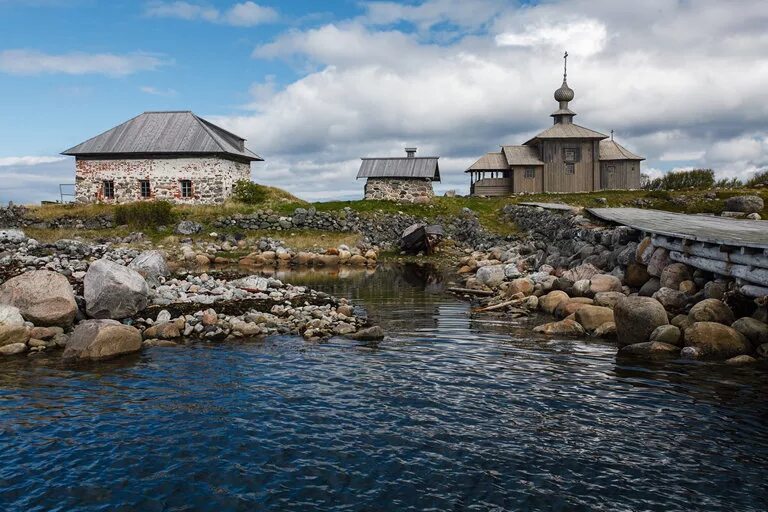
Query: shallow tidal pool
1 265 767 511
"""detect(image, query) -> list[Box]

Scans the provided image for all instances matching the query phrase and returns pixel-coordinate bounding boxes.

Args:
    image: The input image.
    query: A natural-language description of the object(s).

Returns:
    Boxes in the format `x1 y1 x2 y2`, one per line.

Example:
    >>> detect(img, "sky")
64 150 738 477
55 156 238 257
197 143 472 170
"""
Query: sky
1 0 767 204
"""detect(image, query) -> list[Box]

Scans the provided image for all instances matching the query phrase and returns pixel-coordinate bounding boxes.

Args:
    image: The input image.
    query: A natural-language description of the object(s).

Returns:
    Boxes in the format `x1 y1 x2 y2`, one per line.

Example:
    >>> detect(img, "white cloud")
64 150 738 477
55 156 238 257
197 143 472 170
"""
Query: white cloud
0 158 72 206
0 49 167 76
0 156 66 167
496 19 608 57
223 0 768 200
145 1 278 26
140 85 178 96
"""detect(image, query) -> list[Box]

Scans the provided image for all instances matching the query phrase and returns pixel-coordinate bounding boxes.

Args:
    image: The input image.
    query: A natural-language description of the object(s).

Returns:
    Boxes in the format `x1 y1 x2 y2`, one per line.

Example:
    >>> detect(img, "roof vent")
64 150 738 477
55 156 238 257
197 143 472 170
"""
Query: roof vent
405 147 417 158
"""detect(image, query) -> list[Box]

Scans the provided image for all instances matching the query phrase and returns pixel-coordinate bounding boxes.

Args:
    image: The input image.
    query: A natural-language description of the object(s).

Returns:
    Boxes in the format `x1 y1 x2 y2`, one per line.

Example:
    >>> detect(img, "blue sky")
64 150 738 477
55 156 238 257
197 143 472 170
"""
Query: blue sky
1 0 767 204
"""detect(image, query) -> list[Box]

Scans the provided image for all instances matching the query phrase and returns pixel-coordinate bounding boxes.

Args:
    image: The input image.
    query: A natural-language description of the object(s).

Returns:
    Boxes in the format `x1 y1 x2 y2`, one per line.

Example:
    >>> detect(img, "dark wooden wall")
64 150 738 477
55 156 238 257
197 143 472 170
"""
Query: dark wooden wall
538 140 599 192
512 165 543 193
600 160 641 189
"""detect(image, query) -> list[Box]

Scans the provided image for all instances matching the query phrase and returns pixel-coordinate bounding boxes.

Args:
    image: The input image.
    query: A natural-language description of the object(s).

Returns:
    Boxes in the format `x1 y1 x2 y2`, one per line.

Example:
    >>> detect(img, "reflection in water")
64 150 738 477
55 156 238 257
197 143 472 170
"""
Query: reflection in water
1 264 768 511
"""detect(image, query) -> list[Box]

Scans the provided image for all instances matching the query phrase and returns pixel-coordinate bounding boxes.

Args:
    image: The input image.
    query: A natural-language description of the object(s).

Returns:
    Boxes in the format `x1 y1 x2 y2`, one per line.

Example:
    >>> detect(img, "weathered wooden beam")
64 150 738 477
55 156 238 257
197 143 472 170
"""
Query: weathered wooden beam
653 235 768 268
740 284 768 298
669 251 768 287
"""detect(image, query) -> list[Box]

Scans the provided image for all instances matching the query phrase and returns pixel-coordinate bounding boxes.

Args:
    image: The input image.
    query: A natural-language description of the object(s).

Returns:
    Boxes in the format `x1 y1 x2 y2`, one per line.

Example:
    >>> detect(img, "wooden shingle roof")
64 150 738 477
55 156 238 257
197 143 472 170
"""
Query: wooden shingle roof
599 139 644 161
357 157 440 180
502 145 544 166
524 123 608 145
466 152 508 172
62 111 263 162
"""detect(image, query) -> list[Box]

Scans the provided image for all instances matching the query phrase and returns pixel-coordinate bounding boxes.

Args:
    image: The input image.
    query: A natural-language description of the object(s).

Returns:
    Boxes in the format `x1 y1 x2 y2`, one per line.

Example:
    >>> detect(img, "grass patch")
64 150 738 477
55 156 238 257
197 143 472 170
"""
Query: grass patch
25 226 135 243
115 201 175 229
26 202 116 221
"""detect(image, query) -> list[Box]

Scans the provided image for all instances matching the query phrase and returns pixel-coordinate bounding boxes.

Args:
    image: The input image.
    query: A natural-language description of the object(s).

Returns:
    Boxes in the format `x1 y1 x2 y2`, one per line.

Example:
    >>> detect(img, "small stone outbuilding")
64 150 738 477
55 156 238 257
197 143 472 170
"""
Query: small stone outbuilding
63 111 263 204
357 147 440 203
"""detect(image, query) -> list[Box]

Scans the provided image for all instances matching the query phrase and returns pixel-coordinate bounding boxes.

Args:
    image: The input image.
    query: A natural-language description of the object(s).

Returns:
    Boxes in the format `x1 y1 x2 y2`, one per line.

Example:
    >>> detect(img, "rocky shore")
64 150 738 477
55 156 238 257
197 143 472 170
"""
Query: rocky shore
457 204 768 364
0 229 382 361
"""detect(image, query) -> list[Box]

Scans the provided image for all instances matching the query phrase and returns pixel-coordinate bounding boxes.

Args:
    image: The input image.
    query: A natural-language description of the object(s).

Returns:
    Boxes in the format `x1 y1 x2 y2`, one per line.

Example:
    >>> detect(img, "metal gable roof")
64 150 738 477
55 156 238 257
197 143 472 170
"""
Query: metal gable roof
599 139 645 161
357 157 440 180
62 111 263 162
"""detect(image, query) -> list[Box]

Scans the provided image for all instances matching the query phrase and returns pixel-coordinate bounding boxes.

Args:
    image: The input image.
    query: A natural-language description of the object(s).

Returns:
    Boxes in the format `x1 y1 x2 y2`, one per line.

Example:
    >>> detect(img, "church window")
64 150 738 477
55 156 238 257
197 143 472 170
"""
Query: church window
563 148 580 162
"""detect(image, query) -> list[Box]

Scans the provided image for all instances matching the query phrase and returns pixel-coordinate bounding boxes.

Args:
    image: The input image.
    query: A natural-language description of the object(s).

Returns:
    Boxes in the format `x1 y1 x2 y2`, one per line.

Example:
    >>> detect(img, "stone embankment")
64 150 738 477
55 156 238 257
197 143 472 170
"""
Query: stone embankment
0 204 503 251
0 230 382 361
213 206 503 250
458 205 768 364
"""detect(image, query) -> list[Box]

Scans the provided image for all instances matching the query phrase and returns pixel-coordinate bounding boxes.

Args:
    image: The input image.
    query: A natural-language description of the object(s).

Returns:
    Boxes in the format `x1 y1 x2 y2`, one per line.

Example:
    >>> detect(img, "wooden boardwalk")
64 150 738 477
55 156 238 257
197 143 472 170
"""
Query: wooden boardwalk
587 207 768 250
518 202 577 212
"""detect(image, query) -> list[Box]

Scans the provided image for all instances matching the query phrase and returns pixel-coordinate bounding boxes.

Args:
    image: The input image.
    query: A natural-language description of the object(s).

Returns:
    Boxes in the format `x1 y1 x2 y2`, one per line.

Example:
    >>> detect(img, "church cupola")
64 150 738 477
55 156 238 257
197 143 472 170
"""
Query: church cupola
551 51 576 125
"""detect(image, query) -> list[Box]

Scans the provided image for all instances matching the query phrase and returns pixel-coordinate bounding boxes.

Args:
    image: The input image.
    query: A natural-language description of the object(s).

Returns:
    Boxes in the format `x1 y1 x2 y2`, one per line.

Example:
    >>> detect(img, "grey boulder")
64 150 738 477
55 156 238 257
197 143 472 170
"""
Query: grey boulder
84 259 149 319
128 250 170 286
175 220 203 235
724 195 764 213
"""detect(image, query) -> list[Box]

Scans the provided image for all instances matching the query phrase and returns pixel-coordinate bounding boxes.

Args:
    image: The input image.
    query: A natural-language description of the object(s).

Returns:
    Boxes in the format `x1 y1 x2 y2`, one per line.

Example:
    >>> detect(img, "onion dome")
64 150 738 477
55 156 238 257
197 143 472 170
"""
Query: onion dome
554 80 574 102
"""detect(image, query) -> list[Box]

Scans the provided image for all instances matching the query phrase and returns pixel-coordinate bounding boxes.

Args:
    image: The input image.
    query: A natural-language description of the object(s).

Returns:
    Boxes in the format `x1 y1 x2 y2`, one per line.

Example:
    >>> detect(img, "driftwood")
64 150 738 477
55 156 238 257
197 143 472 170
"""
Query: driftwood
447 287 494 296
473 298 526 312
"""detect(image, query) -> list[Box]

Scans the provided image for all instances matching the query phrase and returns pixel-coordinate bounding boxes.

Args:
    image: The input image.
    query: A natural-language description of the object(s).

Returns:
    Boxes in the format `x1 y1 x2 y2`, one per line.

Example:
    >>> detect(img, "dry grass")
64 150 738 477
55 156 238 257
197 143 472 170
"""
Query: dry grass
240 229 361 251
24 226 134 243
26 203 116 221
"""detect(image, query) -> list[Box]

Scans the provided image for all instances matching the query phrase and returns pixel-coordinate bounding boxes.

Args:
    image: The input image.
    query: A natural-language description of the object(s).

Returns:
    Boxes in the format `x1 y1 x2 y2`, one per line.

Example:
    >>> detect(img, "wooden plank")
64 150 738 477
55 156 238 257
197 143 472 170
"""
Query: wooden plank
519 202 578 211
587 207 768 249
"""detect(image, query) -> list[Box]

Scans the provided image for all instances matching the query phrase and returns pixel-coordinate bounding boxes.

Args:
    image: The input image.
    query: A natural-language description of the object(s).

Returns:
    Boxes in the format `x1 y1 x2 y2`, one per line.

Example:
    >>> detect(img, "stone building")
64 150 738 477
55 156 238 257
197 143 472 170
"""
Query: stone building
63 111 263 204
467 53 644 196
357 148 440 203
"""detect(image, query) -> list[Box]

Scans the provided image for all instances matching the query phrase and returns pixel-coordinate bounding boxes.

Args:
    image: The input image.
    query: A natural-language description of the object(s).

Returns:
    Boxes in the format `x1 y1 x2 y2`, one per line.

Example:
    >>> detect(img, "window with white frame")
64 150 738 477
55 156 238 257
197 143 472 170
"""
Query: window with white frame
565 163 575 175
180 180 193 198
140 180 151 198
103 180 114 199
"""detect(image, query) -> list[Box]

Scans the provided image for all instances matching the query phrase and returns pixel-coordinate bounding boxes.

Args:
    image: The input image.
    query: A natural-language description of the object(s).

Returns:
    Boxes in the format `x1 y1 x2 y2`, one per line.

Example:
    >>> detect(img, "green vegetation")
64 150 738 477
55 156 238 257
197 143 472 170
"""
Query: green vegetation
232 180 269 204
746 170 768 188
114 201 176 229
642 168 715 190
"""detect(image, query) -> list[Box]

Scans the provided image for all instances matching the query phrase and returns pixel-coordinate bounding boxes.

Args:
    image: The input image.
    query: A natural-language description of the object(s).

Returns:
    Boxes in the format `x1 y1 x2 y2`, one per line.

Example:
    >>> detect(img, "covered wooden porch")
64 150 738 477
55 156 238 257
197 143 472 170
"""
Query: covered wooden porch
468 171 513 196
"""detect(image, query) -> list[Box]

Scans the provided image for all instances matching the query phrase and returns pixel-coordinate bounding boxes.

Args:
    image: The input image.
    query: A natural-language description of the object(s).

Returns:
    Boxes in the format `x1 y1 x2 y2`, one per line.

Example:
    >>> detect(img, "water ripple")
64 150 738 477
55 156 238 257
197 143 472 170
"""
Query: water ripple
1 265 768 511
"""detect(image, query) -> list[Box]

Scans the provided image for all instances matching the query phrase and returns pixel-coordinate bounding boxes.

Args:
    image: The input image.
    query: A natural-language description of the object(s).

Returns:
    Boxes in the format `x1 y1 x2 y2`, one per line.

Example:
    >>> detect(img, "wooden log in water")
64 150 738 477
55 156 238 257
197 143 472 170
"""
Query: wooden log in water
447 287 494 296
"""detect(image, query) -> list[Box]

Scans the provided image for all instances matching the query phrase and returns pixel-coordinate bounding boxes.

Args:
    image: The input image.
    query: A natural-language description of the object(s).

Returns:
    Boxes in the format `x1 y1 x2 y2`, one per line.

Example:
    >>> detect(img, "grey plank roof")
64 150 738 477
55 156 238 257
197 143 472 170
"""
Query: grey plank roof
599 139 644 161
62 111 263 162
357 157 440 180
466 152 508 172
519 202 578 211
502 145 544 165
587 208 768 249
525 123 608 144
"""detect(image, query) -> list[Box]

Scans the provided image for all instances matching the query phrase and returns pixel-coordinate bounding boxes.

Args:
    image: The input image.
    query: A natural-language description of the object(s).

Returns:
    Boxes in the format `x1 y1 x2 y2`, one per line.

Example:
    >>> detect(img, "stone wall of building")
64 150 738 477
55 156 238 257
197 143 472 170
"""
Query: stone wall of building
363 178 434 203
75 157 251 205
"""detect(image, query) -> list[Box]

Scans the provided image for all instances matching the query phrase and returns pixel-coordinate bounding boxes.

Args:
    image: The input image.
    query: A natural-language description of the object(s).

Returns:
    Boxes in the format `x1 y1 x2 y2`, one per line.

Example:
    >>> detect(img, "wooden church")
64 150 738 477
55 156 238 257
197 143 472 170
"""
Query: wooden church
467 53 644 196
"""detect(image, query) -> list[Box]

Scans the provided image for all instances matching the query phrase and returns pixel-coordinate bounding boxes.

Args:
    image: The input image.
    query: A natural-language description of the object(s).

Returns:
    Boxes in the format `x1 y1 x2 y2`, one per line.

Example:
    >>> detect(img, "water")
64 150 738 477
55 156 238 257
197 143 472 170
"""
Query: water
2 264 768 511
